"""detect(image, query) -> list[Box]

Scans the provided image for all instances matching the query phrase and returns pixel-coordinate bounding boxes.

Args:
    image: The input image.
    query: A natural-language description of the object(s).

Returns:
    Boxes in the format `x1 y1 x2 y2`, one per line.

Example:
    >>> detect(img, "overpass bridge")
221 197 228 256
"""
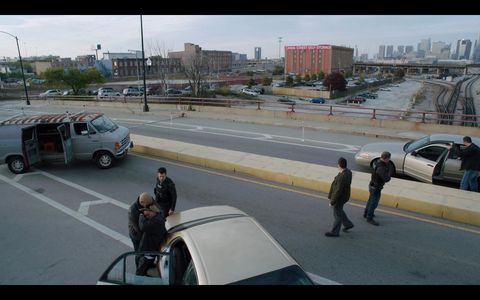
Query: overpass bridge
353 62 480 76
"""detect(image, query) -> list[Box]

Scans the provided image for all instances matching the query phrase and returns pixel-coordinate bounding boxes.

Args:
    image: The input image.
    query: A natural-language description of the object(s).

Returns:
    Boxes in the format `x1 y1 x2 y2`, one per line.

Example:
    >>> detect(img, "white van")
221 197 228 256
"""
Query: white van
0 112 133 174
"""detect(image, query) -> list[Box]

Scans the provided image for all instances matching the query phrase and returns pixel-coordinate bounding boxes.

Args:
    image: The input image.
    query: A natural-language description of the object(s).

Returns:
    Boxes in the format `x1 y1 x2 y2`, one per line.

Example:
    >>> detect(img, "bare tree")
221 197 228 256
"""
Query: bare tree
183 53 207 97
148 40 173 95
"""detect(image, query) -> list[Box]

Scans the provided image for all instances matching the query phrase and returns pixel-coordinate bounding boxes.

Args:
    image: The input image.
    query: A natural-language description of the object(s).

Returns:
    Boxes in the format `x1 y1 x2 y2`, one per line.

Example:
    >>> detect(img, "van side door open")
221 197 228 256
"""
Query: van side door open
57 124 73 164
22 125 40 168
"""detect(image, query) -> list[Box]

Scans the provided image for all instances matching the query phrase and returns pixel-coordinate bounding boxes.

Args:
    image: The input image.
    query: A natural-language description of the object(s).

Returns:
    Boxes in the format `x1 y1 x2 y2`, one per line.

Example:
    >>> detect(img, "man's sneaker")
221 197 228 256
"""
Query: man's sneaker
364 214 375 218
343 225 354 232
325 232 339 237
367 219 379 226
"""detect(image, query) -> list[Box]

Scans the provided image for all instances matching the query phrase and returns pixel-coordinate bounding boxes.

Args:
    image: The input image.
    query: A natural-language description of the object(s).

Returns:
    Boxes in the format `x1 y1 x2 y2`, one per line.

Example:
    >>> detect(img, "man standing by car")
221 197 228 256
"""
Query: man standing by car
453 136 480 192
364 151 393 226
154 167 177 218
325 157 354 237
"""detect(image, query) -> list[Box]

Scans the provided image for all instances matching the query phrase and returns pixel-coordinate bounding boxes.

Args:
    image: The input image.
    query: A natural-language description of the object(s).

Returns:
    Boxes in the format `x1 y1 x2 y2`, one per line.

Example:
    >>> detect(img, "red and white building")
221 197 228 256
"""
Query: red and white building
284 45 354 76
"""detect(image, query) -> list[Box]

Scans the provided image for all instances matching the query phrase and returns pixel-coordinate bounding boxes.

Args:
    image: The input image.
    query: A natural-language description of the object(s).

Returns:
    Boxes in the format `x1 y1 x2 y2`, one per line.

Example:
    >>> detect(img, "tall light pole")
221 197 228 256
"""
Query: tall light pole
128 49 141 91
278 37 282 60
0 30 30 105
140 15 149 112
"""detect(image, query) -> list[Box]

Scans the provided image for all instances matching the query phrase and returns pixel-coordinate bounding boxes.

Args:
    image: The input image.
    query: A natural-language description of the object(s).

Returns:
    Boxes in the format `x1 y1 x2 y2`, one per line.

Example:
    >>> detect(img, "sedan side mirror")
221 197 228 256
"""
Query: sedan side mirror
411 151 418 156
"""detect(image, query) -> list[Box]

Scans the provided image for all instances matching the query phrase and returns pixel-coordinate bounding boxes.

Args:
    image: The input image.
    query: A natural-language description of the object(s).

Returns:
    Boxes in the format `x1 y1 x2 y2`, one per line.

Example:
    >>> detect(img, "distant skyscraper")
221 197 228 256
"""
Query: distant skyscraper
418 38 431 54
254 47 261 60
397 45 404 55
360 53 368 61
431 41 446 56
386 45 394 58
457 39 472 60
473 34 480 62
405 46 414 54
378 45 386 60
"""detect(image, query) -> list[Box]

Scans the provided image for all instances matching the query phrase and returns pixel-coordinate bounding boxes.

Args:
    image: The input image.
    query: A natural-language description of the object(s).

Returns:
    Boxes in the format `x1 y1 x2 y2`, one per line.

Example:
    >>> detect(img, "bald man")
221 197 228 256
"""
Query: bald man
128 192 155 253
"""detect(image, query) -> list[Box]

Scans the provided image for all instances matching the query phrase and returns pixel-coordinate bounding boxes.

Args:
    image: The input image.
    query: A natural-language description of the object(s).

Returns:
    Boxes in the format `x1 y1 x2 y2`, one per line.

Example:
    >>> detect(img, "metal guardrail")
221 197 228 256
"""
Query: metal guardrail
22 94 480 127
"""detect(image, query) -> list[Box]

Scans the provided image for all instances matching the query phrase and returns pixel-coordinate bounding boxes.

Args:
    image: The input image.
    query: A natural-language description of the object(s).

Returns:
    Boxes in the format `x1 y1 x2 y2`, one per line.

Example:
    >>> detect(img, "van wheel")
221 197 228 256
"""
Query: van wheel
95 152 114 169
7 156 27 174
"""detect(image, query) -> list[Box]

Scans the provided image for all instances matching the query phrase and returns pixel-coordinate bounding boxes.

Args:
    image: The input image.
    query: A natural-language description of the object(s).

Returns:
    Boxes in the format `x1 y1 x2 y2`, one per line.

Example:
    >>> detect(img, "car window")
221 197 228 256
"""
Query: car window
229 265 314 285
448 144 464 159
404 136 430 152
416 145 447 162
91 115 118 133
73 123 88 135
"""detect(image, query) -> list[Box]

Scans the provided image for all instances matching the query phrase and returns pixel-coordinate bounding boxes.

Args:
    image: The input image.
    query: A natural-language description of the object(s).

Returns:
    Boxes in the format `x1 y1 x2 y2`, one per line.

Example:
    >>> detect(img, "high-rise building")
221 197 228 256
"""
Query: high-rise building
169 43 232 72
472 34 480 62
284 44 354 75
457 39 472 60
397 46 404 55
378 45 386 60
254 47 261 60
386 45 394 58
431 41 446 56
359 54 368 61
418 38 431 54
405 46 414 54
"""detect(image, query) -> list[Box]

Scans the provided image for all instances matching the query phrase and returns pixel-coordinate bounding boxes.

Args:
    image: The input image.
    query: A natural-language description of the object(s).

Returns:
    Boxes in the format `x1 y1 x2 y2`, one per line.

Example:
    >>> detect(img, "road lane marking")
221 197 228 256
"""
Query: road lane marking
78 199 110 215
115 117 361 153
38 171 129 210
0 174 132 247
132 153 480 235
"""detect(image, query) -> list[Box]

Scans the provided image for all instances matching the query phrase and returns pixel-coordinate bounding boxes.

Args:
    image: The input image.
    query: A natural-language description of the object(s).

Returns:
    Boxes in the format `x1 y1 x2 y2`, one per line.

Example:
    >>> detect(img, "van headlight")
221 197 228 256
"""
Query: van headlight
115 142 121 151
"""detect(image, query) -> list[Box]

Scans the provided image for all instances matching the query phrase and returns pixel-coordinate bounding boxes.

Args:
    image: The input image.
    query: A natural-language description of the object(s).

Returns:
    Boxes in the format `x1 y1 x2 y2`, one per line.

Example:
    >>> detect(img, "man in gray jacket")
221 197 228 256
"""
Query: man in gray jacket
325 157 354 237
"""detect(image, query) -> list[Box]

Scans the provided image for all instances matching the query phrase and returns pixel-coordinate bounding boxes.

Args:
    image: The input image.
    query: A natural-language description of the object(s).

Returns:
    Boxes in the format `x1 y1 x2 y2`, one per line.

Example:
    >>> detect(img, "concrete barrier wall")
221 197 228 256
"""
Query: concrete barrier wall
50 99 480 137
130 134 480 227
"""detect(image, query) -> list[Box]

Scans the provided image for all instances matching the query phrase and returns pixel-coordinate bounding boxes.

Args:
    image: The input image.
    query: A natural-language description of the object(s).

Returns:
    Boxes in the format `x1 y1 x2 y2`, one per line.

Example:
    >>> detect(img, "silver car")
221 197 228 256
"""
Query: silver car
98 206 314 285
355 134 480 184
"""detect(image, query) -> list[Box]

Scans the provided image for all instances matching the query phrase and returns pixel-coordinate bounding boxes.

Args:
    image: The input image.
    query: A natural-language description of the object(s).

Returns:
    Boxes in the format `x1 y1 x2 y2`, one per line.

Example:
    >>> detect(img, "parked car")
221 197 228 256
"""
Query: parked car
277 98 296 105
166 88 182 96
241 88 259 96
346 96 366 104
97 206 314 285
39 89 62 98
354 134 480 184
123 87 143 96
97 87 121 99
310 97 326 104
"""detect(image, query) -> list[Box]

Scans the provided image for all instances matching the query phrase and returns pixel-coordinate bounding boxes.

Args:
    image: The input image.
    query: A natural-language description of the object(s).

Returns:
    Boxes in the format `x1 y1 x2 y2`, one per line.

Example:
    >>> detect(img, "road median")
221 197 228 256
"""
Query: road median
131 134 480 227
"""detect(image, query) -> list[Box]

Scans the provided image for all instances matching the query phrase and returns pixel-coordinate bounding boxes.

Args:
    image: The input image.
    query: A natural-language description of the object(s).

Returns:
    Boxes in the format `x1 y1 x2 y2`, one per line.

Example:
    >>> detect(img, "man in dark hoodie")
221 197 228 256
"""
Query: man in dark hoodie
325 157 354 237
454 136 480 192
154 167 177 218
364 151 393 226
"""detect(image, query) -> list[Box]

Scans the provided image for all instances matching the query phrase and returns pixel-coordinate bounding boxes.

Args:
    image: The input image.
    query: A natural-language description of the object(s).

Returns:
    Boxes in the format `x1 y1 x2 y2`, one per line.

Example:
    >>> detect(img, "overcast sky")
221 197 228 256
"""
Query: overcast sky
1 15 479 60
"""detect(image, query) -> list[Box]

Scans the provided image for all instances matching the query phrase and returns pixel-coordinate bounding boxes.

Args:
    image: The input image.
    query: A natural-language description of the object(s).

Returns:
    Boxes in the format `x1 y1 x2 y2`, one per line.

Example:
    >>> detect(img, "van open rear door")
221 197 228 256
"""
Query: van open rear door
57 124 73 164
22 125 40 168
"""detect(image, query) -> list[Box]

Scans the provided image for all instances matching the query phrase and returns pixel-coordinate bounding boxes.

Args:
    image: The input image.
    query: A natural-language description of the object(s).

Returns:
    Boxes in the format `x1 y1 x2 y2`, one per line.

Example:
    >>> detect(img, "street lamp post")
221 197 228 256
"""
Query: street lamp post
0 30 30 105
140 15 149 112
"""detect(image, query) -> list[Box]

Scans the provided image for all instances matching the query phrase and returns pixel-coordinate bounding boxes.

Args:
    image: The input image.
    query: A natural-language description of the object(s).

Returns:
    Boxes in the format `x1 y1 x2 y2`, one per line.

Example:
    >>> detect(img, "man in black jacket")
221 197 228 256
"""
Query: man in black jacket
128 192 155 253
325 157 354 237
154 167 177 218
136 204 167 276
455 136 480 192
364 151 393 226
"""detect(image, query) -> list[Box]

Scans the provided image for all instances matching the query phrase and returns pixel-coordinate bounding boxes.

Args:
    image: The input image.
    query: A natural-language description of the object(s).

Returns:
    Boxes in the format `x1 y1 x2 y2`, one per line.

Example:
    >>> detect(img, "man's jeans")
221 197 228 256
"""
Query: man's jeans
460 170 479 192
365 187 381 220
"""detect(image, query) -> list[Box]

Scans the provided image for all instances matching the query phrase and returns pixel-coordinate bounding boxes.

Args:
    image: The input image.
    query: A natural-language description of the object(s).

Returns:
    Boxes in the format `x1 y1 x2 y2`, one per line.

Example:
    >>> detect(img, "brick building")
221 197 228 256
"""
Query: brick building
169 43 232 73
284 45 353 76
111 56 182 78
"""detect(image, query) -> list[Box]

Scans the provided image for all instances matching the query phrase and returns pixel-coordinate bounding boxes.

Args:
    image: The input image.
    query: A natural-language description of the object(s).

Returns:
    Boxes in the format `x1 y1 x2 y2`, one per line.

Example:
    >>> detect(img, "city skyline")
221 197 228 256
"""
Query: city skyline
1 15 479 60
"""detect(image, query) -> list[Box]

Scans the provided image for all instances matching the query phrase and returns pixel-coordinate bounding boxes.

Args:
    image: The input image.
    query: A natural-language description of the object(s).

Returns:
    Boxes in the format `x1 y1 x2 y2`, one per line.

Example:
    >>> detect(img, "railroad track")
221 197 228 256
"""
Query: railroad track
462 75 479 127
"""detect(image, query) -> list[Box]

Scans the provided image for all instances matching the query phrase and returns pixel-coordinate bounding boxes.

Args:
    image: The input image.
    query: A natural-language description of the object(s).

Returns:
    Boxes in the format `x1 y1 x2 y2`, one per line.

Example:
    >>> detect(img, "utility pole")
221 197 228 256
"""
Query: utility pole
140 15 149 112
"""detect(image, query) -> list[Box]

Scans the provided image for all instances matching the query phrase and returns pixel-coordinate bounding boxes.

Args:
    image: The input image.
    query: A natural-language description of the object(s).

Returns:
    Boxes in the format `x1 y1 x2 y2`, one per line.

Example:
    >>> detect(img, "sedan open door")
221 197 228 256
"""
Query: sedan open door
403 145 449 183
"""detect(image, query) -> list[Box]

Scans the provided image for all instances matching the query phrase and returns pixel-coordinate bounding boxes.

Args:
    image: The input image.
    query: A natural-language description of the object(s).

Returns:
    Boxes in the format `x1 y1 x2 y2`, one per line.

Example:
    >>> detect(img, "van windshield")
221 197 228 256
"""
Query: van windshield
91 115 118 133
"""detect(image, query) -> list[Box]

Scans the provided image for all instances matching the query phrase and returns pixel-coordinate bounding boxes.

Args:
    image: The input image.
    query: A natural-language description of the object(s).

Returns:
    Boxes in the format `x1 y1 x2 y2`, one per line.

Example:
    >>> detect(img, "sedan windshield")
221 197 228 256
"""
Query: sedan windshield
404 135 430 153
91 115 118 133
